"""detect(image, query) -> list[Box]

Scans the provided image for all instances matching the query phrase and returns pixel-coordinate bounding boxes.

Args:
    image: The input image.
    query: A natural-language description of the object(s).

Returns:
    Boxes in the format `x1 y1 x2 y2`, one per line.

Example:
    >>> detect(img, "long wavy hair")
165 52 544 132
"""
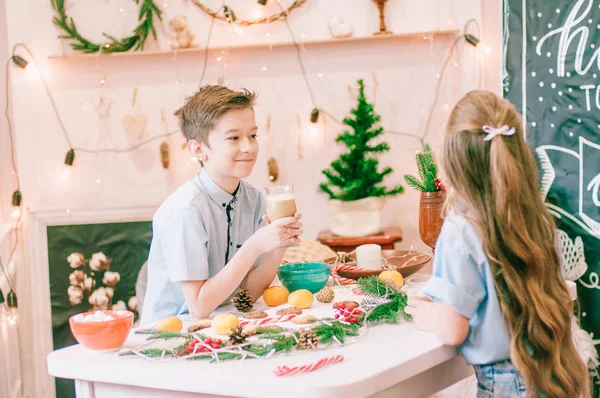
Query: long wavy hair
443 90 589 397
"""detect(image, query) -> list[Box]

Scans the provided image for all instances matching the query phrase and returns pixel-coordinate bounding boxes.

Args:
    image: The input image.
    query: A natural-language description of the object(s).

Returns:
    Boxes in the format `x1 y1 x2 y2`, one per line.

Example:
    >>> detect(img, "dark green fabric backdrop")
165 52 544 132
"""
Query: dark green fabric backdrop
504 0 600 393
47 221 152 398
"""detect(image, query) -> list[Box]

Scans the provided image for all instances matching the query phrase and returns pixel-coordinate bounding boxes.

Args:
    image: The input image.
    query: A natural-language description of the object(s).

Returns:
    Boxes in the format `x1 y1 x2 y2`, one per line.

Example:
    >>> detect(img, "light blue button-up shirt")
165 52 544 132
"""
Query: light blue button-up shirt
140 170 265 325
423 210 512 365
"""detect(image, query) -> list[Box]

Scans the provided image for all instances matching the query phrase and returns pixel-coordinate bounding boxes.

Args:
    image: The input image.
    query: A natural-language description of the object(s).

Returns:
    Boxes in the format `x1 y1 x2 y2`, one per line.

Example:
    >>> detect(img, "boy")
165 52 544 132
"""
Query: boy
141 85 303 325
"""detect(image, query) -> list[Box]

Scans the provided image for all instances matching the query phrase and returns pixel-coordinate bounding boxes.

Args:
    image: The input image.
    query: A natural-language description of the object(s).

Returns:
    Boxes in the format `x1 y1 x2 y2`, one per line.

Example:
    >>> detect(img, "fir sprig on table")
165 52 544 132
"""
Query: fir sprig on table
119 348 173 358
187 352 242 362
313 321 360 344
358 276 411 323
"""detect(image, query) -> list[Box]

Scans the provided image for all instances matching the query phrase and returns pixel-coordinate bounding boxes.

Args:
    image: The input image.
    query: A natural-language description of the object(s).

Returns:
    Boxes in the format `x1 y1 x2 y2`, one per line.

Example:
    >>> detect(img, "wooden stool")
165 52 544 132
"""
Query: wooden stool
316 226 403 253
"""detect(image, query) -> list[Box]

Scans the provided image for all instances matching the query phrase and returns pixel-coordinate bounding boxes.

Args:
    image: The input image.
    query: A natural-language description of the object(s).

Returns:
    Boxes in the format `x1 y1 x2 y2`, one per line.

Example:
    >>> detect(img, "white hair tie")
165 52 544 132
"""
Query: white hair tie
482 125 516 141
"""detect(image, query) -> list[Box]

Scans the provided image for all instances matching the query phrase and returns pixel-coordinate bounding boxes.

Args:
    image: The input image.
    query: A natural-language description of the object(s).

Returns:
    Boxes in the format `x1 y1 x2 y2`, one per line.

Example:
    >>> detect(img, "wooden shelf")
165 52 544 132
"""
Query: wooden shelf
48 28 460 60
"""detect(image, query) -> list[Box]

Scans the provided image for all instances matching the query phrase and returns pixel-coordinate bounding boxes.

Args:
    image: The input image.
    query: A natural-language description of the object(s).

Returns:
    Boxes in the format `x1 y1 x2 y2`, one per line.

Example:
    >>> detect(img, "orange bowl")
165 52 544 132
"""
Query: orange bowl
69 310 134 351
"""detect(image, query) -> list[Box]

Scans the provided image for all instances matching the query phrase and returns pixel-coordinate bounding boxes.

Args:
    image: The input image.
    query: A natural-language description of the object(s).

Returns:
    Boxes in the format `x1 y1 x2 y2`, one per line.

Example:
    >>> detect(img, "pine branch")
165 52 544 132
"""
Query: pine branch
404 175 426 191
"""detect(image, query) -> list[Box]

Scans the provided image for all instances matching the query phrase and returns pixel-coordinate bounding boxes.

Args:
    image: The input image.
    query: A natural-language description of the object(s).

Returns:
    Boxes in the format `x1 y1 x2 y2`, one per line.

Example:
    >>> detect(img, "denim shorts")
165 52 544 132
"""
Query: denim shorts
473 359 527 397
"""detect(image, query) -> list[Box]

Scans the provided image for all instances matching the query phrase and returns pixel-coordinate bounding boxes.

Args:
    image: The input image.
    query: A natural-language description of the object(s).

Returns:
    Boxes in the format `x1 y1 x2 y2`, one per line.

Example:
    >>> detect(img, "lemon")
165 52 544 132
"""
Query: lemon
155 316 183 332
287 289 314 309
378 270 404 287
211 313 239 335
263 286 290 307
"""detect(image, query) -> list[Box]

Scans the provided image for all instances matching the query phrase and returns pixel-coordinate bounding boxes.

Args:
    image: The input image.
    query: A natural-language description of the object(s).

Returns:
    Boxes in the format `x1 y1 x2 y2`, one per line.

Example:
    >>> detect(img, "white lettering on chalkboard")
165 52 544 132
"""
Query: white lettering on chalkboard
537 0 600 77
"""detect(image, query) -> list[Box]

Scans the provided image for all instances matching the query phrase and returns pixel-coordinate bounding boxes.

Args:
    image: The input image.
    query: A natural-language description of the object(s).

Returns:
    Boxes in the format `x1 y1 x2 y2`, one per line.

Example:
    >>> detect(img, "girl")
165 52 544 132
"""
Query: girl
405 91 590 397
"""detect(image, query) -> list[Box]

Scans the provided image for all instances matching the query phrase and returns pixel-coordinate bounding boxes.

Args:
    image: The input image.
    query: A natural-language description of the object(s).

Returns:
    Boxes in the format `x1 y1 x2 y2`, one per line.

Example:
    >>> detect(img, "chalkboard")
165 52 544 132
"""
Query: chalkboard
504 0 600 386
47 221 152 398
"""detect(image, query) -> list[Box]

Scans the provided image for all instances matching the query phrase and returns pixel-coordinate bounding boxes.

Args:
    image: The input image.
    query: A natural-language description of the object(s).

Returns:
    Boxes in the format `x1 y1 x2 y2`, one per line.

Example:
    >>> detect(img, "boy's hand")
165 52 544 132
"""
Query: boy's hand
248 213 303 254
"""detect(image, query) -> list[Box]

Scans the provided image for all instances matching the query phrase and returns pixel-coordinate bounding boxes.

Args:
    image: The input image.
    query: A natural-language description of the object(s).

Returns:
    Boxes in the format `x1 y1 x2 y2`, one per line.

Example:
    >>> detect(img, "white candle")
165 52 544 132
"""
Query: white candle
356 244 382 270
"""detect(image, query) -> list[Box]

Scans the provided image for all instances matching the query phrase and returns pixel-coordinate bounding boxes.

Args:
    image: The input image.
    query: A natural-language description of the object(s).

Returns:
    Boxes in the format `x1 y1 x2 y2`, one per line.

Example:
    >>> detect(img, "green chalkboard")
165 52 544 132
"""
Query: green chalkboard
504 0 600 392
47 221 152 398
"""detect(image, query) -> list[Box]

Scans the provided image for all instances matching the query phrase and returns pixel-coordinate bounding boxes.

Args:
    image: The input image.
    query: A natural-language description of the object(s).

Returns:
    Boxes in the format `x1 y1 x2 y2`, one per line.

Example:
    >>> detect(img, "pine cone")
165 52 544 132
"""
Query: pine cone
228 326 247 345
232 289 254 313
315 286 335 303
297 328 319 350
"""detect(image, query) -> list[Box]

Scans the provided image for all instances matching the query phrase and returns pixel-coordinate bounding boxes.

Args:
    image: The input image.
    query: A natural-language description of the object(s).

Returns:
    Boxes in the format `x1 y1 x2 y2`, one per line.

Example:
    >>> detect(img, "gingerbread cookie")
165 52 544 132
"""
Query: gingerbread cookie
187 319 212 333
243 310 268 319
333 300 360 310
290 314 317 325
276 307 303 316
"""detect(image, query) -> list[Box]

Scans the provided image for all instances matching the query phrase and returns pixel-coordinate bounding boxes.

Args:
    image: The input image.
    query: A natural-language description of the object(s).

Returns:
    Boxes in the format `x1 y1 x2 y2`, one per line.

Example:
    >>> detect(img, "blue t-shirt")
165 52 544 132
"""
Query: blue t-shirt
140 169 266 325
422 211 511 365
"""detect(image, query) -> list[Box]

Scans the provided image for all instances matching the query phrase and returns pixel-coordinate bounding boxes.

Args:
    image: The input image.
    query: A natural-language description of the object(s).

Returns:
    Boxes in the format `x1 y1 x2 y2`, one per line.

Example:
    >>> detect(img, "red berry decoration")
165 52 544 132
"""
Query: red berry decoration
204 337 212 344
214 339 222 345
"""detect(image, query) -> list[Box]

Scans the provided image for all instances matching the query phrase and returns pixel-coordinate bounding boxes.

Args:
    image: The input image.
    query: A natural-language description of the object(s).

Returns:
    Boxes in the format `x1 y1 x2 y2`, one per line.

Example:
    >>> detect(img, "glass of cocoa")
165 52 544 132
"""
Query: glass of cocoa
265 185 298 247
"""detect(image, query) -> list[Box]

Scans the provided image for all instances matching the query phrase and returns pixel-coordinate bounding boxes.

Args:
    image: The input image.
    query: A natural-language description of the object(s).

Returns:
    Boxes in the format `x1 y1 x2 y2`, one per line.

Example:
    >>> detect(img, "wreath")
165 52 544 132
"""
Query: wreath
190 0 308 27
51 0 163 53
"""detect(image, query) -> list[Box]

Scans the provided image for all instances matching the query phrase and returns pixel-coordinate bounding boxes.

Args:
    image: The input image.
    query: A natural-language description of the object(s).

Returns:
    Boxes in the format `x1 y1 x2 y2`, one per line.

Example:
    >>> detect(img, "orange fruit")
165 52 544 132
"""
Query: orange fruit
263 286 290 307
378 270 404 287
287 289 314 309
211 314 239 335
155 316 183 332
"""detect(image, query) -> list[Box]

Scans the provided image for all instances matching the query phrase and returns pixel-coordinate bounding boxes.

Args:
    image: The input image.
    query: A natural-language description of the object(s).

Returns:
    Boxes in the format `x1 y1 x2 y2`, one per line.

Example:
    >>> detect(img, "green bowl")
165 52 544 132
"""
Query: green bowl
278 262 330 294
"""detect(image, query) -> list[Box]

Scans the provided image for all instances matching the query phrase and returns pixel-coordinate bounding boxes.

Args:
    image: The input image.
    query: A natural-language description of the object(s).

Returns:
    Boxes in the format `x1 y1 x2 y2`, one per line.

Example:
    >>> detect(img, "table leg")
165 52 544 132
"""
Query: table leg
75 380 95 398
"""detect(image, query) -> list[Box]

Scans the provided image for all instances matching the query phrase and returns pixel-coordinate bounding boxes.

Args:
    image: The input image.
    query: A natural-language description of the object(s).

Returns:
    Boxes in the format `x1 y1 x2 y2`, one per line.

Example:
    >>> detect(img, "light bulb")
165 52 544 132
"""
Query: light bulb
6 308 17 326
233 25 244 35
59 166 71 182
11 208 20 219
250 6 264 19
484 46 492 55
6 291 17 327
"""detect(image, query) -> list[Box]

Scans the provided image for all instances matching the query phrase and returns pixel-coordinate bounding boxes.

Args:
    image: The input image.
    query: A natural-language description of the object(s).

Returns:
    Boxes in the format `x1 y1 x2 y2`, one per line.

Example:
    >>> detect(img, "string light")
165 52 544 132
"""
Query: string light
310 108 320 123
262 66 267 71
64 148 75 166
11 55 28 69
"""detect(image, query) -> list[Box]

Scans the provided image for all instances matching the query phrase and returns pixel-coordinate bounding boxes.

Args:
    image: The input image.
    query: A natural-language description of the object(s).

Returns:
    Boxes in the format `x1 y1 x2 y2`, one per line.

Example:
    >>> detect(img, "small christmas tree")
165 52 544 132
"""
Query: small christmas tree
403 144 444 192
319 79 403 201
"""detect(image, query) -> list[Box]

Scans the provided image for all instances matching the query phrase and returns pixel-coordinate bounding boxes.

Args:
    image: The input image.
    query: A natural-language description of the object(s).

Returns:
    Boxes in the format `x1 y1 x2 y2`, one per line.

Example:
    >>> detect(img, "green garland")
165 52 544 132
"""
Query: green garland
120 278 409 361
51 0 162 53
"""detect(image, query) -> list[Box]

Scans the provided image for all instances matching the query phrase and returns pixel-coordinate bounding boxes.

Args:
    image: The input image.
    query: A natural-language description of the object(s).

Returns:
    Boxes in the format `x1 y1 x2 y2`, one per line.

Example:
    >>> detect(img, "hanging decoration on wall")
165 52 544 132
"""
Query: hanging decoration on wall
191 0 307 27
51 0 163 53
328 16 353 39
95 96 112 120
267 157 279 182
159 142 170 169
159 107 171 169
168 15 198 50
371 0 391 35
122 88 147 140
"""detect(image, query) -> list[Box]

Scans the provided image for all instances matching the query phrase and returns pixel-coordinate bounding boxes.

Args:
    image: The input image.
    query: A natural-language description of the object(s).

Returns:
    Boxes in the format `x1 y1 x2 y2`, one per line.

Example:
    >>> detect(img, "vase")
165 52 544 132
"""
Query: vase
419 191 446 252
328 196 385 237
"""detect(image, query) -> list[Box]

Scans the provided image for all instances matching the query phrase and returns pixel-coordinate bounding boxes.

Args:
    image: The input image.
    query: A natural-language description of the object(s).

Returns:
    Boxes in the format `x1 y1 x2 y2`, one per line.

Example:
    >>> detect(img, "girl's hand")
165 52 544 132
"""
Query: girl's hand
405 298 440 332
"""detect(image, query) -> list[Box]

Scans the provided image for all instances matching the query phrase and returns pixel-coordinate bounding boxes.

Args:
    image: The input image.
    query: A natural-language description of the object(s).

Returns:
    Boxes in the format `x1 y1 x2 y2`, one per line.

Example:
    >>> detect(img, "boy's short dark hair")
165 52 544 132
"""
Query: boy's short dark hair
174 85 258 144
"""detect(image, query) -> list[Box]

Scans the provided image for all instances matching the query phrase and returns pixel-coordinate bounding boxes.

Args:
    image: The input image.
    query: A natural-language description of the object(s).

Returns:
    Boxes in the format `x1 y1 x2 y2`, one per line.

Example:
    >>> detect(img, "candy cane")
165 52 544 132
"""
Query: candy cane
351 285 364 295
239 314 297 326
273 355 344 376
330 263 357 285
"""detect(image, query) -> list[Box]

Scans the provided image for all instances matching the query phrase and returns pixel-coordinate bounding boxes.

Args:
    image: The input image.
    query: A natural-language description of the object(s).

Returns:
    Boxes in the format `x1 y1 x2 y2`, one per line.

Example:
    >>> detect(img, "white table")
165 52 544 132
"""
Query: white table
47 286 473 398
